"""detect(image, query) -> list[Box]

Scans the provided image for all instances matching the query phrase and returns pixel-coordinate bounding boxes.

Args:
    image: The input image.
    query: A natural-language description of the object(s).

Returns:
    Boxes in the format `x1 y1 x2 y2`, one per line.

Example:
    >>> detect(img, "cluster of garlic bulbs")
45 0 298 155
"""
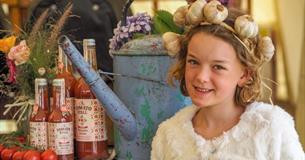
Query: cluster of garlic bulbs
163 0 275 62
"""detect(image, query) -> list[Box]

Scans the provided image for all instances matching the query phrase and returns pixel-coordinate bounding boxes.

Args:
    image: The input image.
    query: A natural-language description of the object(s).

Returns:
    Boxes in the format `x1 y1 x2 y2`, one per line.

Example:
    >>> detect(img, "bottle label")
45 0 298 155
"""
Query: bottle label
75 99 107 141
65 97 74 117
30 122 48 150
65 97 75 138
48 122 74 155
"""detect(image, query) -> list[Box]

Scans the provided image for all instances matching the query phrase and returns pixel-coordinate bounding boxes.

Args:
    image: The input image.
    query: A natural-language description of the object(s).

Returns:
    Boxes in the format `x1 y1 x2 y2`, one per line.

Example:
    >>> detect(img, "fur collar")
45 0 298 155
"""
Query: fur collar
152 101 304 160
161 102 287 158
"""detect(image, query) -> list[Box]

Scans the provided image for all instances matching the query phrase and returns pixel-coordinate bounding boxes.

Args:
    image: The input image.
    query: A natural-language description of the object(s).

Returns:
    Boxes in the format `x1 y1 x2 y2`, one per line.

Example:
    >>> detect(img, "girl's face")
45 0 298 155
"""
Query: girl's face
185 32 247 108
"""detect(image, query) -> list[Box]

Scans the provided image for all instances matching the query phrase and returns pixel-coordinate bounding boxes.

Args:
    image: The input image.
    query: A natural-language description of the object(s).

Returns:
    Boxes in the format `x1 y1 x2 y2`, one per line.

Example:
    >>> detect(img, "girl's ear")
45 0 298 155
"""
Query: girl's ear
238 68 252 87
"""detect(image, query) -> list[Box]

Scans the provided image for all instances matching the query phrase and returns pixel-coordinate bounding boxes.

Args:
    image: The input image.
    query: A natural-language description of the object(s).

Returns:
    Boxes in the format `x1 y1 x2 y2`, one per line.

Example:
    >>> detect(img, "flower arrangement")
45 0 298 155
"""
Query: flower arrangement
0 4 72 127
108 0 183 54
0 36 17 95
109 12 152 52
108 0 234 54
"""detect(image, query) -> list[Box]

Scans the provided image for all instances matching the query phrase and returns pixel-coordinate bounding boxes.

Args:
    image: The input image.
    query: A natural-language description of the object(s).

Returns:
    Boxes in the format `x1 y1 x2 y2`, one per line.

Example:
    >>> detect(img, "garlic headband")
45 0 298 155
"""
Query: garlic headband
163 0 275 63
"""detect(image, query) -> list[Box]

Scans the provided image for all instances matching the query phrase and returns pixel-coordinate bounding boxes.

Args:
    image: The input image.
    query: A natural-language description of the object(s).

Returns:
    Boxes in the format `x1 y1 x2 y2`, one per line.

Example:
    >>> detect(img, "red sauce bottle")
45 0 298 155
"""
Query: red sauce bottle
29 78 49 150
56 46 76 120
74 39 109 159
48 79 74 160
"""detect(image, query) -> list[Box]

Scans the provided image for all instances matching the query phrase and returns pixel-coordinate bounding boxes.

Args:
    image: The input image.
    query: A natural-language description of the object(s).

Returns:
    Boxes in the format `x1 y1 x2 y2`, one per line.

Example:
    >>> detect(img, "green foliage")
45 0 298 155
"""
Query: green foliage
133 33 147 39
16 64 35 97
15 4 72 97
16 31 57 97
152 10 183 34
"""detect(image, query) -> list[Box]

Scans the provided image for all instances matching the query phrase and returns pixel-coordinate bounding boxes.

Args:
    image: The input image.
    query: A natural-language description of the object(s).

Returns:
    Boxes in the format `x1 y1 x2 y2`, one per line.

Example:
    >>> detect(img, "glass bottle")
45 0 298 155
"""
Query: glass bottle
56 46 76 118
74 39 109 159
48 79 74 160
29 78 49 150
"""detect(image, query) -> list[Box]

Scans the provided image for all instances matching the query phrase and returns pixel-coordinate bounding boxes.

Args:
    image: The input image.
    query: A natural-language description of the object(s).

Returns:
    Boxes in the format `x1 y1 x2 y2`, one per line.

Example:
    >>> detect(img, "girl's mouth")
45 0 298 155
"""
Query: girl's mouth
194 87 213 93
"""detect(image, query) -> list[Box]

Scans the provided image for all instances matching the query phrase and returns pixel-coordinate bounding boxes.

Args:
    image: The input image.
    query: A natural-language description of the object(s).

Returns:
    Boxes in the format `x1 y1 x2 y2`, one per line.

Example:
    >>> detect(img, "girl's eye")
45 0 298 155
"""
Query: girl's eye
213 65 225 70
187 59 198 65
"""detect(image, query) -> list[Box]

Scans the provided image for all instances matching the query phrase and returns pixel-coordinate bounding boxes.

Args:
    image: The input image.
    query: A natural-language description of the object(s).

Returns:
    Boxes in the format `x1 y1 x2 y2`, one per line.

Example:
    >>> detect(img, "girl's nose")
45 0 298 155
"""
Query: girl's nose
195 67 210 83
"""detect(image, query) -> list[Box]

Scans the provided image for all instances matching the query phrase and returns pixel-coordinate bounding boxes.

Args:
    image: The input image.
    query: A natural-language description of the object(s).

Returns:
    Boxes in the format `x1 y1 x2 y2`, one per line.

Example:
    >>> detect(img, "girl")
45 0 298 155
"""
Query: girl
151 0 304 159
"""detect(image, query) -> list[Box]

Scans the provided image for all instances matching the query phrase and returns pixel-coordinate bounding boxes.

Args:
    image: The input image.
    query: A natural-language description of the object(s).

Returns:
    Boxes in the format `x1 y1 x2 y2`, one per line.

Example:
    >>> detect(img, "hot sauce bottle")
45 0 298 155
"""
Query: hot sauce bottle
56 46 76 120
74 39 109 159
48 79 74 160
29 78 49 150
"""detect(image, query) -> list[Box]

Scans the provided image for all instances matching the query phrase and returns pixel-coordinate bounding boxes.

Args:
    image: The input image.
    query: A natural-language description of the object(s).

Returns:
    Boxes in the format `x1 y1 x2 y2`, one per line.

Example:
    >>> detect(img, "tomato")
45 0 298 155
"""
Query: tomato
12 150 27 160
23 150 41 160
0 144 4 153
41 149 57 160
1 148 17 160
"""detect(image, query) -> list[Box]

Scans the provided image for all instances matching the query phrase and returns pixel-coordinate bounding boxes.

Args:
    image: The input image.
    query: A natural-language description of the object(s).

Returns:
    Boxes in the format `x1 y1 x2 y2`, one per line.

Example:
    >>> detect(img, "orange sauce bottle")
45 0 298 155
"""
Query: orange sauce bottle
29 78 49 150
56 46 76 119
48 79 74 160
74 39 109 159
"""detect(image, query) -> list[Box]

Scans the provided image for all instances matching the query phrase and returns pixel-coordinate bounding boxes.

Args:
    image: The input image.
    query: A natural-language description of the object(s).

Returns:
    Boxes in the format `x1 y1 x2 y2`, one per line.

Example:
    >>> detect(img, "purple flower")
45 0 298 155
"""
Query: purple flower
210 0 229 5
109 12 152 53
219 0 229 5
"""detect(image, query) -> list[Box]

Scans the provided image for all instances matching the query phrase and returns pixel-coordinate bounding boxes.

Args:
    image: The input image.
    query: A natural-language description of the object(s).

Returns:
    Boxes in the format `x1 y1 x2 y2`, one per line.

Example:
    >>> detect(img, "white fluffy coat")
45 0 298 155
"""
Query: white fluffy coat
151 102 304 160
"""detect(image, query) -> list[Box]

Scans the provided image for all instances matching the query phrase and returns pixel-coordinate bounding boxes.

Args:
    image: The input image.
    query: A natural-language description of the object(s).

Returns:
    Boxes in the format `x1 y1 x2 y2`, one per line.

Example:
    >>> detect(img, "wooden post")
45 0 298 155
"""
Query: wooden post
295 11 305 148
0 0 31 33
153 0 158 15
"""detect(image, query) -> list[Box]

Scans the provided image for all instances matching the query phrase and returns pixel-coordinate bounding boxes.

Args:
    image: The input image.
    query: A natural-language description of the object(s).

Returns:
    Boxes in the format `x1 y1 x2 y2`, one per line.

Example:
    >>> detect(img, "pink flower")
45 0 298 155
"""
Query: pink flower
6 59 16 83
7 40 30 65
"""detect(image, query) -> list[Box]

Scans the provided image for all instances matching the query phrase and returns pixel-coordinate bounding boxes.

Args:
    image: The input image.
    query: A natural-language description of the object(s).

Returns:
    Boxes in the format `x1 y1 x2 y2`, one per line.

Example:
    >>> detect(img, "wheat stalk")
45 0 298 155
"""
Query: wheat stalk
45 3 73 51
27 8 50 48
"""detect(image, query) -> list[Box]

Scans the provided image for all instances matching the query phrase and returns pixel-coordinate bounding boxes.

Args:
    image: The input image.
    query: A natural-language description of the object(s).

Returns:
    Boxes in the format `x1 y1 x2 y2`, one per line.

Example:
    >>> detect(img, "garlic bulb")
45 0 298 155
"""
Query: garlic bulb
186 0 207 25
234 15 258 39
173 5 189 27
258 36 275 61
203 0 228 24
162 32 182 57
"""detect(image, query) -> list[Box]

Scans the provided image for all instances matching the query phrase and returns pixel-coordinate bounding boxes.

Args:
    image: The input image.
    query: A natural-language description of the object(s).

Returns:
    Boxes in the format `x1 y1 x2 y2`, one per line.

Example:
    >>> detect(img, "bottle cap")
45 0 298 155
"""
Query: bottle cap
83 39 95 46
35 78 47 85
52 78 65 86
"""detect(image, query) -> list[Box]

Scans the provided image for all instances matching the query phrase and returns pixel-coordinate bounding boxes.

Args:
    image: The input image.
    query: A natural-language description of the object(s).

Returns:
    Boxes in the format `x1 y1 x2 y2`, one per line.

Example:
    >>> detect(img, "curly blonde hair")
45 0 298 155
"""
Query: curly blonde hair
168 9 266 107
